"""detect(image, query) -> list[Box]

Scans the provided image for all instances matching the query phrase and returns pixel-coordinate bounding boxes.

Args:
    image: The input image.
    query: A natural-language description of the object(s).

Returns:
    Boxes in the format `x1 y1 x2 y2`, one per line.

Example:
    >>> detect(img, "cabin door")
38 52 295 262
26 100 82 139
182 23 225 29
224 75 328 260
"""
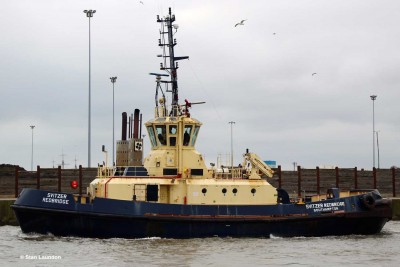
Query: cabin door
133 184 146 201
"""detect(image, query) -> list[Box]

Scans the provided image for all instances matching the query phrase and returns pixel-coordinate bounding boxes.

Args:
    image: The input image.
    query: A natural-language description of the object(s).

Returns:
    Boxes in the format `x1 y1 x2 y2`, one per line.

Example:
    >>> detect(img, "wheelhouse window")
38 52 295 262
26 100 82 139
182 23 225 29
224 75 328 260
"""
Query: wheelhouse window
147 126 157 147
191 126 200 146
169 125 177 146
183 125 193 146
155 125 167 146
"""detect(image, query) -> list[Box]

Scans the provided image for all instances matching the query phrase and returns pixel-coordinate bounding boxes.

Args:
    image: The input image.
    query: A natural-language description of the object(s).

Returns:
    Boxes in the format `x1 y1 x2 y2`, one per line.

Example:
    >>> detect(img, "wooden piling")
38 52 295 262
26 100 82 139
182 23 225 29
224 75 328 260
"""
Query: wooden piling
36 165 40 189
335 167 339 188
277 165 282 188
297 166 302 198
57 166 62 192
14 166 19 198
354 167 358 189
392 167 396 197
79 165 83 195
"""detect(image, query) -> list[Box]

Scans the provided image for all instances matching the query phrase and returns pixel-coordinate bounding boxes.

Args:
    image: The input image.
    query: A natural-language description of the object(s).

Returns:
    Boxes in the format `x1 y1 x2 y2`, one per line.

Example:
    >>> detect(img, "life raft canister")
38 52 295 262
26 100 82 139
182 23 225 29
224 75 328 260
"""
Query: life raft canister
361 194 376 210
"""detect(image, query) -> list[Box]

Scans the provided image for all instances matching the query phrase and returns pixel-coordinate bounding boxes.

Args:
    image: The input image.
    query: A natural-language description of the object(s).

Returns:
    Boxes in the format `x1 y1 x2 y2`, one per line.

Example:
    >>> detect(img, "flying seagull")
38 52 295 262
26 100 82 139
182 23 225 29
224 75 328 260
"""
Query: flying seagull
235 19 247 27
312 73 317 76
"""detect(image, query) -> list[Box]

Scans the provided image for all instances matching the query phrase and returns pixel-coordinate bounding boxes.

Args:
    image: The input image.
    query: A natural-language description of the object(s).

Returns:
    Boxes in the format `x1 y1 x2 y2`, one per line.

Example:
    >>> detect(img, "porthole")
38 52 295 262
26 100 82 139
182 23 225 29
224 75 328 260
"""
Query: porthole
202 188 207 195
251 188 256 195
232 188 238 195
222 188 227 195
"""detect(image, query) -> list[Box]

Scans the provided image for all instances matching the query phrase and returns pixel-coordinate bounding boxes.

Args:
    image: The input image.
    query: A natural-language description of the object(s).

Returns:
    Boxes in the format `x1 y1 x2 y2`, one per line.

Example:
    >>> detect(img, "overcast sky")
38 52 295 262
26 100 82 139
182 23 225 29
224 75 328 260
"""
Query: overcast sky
1 0 399 171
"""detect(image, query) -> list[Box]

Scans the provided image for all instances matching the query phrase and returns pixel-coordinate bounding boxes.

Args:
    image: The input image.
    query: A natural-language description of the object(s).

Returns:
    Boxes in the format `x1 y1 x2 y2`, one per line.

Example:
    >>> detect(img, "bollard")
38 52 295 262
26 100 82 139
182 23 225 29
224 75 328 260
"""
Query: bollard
354 167 358 189
79 165 83 195
14 166 19 198
297 166 302 198
58 166 62 192
335 167 339 188
36 165 40 189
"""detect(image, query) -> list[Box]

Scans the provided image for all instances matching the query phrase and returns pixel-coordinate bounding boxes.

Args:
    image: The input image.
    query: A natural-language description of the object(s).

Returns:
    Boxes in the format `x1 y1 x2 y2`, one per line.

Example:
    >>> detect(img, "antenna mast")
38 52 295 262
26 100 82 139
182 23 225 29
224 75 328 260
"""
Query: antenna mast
156 7 188 116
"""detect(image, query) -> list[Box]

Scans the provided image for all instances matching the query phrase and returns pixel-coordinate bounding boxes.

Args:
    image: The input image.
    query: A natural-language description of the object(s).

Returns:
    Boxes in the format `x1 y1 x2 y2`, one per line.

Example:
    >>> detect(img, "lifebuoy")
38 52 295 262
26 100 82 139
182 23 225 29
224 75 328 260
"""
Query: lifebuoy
361 194 376 210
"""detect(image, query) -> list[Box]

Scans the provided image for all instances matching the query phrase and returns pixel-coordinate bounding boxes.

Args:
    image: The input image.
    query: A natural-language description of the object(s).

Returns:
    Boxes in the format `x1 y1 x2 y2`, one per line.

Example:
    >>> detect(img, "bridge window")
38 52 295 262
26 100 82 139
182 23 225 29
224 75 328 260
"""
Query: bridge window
183 125 192 146
169 125 177 146
169 125 177 134
147 126 157 147
155 125 167 146
191 126 200 146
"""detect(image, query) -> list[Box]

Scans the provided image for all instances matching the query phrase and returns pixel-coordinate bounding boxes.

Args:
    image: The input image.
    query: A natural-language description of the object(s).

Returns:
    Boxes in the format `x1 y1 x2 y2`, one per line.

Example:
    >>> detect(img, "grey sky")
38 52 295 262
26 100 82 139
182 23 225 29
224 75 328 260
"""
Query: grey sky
1 0 399 170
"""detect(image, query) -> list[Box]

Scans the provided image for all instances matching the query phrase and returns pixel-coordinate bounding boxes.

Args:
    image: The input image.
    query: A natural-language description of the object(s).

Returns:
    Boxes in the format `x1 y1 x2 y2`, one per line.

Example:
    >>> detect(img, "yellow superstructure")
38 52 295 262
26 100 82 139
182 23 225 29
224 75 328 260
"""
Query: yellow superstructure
89 107 277 205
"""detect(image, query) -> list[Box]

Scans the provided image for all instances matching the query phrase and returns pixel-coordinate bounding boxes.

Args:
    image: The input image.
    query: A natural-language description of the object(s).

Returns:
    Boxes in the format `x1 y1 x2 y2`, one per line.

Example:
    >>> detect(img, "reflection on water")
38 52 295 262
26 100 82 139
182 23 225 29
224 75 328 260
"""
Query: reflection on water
1 221 399 267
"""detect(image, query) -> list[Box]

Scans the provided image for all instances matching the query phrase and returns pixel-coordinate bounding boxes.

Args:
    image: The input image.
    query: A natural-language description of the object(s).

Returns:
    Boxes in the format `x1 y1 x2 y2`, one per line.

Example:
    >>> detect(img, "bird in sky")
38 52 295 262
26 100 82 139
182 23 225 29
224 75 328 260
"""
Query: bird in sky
235 19 247 27
139 1 144 4
312 73 317 76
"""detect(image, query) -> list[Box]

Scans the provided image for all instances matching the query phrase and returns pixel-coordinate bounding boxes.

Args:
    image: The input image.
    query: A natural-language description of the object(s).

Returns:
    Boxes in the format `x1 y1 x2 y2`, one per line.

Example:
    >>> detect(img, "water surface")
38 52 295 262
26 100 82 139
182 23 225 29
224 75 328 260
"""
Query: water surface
1 221 399 266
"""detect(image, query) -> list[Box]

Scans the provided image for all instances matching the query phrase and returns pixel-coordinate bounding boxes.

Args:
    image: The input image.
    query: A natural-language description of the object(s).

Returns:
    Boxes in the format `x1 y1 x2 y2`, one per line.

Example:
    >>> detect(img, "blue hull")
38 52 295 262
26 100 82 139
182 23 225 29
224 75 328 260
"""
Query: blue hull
12 188 392 238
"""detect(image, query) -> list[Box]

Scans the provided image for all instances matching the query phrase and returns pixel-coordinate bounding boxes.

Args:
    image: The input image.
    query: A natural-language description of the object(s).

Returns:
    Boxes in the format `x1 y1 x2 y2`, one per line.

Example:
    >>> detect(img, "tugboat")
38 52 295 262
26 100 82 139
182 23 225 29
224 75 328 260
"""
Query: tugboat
12 8 392 238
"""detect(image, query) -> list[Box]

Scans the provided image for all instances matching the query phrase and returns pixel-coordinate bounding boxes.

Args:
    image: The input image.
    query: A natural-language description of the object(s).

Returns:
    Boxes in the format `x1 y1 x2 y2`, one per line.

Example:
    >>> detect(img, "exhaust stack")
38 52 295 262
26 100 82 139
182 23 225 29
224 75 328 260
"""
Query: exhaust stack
133 109 140 139
121 112 127 141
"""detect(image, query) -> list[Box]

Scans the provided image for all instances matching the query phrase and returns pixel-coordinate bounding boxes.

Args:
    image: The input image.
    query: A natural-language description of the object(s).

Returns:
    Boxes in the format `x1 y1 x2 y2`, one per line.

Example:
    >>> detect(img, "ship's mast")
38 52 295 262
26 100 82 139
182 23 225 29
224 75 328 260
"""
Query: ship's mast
157 8 188 117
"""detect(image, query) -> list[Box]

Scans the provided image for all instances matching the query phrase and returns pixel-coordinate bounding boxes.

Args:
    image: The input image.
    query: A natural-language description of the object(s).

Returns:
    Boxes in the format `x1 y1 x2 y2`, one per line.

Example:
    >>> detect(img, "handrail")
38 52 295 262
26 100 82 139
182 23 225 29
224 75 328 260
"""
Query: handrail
214 167 244 179
97 166 114 178
97 166 149 178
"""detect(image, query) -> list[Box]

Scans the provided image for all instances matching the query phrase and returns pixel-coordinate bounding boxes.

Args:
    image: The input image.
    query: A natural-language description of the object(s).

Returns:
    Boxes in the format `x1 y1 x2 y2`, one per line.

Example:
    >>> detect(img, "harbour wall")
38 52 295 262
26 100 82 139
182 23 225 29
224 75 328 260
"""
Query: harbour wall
0 166 398 198
0 166 98 198
269 166 398 198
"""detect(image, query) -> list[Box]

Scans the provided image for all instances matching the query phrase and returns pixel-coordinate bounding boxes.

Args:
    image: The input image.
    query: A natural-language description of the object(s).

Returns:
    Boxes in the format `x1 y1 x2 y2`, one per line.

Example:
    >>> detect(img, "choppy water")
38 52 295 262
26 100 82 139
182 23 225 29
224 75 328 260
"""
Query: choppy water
1 221 399 267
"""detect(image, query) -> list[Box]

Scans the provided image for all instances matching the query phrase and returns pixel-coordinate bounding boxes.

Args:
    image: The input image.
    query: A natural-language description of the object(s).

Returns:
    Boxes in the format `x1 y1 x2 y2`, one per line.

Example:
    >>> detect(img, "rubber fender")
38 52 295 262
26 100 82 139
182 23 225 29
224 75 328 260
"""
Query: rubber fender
361 194 376 210
374 198 392 207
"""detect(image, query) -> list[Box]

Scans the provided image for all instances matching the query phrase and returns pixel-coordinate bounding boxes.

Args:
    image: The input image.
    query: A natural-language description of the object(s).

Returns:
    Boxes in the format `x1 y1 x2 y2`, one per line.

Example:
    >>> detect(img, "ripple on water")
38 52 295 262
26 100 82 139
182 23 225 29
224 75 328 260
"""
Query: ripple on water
0 221 399 267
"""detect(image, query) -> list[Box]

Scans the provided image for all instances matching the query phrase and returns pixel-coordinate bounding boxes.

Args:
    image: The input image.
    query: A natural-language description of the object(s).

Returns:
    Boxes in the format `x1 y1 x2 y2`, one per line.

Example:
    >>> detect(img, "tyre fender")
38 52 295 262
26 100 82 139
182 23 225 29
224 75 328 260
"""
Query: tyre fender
361 194 376 210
